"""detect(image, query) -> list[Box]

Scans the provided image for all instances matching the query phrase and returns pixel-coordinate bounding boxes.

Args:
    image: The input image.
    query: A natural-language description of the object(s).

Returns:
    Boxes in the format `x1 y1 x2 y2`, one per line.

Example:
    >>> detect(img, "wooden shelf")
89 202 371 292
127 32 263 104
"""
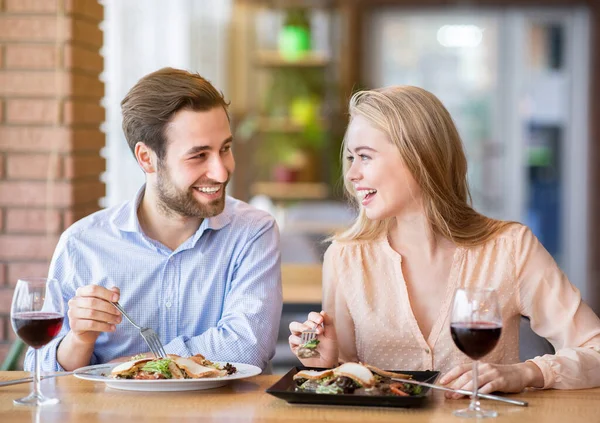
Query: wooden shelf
254 50 330 68
251 182 329 201
239 0 334 9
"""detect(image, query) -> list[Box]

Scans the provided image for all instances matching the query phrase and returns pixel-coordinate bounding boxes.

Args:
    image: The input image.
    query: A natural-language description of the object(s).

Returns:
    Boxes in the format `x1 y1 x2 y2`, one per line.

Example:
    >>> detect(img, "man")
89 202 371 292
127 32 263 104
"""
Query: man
26 68 282 372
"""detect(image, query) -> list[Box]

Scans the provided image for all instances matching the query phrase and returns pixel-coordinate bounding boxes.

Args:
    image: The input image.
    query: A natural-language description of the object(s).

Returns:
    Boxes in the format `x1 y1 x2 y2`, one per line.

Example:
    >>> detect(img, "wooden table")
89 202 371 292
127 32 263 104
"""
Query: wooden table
1 372 599 423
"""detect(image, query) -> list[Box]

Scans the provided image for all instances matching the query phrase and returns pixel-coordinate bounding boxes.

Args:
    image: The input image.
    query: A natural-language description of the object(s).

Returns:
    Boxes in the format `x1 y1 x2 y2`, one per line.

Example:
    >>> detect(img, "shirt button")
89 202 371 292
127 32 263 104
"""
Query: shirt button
424 348 430 354
165 301 172 308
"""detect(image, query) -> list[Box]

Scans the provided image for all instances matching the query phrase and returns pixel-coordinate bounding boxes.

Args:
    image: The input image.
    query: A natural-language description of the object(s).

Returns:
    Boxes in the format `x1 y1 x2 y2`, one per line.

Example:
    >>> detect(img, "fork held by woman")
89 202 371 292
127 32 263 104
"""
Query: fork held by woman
289 311 339 367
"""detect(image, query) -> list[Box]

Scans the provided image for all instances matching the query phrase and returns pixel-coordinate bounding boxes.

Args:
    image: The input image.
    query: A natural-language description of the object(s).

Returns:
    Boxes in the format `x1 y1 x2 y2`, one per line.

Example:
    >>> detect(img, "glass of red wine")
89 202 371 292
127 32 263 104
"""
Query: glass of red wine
450 287 502 418
10 277 65 406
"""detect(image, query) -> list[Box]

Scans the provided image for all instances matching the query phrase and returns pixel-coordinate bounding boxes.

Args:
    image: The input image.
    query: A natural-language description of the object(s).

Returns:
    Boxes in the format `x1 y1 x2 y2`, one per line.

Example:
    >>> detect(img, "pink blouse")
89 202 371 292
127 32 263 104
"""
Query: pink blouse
323 224 600 389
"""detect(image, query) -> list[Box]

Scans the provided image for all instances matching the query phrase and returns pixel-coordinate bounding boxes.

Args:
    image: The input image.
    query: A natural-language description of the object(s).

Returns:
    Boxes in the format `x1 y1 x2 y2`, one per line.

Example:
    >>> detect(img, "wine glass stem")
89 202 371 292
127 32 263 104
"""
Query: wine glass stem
33 348 42 398
469 360 481 412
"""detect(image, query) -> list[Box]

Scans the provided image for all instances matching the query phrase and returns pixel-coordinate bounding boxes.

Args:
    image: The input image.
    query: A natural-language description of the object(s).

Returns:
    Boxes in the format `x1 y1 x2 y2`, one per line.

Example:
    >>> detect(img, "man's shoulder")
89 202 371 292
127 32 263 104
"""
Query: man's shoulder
224 196 276 230
60 202 128 241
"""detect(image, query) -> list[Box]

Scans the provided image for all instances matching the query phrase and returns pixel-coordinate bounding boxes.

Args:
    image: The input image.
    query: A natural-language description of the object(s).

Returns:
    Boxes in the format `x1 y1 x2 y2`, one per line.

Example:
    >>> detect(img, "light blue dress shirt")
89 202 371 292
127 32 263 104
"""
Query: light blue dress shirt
25 187 282 372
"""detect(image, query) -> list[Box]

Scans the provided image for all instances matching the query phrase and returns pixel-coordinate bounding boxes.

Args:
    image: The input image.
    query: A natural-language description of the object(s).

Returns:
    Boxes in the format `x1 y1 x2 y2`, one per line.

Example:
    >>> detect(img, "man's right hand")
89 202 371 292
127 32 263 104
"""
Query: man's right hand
289 311 338 368
67 285 122 345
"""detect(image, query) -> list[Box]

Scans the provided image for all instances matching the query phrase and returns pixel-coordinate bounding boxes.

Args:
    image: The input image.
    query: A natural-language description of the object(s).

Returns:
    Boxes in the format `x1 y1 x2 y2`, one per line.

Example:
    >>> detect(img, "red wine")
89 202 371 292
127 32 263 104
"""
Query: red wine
12 312 64 349
450 321 502 360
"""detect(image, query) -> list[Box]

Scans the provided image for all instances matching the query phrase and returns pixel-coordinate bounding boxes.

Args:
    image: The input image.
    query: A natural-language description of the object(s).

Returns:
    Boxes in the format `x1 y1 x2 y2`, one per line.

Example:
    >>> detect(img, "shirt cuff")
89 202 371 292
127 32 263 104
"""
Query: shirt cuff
49 336 66 372
163 336 190 357
527 357 555 389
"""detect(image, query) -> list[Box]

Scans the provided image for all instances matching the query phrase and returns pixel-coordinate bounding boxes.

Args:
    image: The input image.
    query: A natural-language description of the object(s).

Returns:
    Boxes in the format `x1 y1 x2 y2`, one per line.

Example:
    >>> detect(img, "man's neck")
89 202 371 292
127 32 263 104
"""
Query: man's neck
137 189 203 252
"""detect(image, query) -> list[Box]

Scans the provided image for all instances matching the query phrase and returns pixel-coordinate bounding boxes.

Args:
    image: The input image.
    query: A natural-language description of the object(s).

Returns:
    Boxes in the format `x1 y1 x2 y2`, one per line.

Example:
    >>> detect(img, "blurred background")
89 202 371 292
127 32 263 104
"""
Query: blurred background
0 0 598 372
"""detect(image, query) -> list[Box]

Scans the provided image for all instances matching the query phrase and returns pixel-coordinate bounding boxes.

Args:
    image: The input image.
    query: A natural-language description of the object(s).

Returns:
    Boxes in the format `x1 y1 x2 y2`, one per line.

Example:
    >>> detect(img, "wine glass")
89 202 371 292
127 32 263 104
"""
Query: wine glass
10 277 65 406
450 287 502 418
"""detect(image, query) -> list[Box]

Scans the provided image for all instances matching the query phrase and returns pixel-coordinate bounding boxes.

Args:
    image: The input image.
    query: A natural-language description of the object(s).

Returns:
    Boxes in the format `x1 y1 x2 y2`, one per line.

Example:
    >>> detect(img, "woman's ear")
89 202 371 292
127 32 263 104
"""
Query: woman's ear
134 142 156 173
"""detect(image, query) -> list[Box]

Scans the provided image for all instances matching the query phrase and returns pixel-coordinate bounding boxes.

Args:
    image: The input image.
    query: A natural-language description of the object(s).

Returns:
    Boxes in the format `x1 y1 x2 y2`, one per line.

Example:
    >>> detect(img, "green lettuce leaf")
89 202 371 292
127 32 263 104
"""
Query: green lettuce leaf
141 359 173 379
302 339 320 349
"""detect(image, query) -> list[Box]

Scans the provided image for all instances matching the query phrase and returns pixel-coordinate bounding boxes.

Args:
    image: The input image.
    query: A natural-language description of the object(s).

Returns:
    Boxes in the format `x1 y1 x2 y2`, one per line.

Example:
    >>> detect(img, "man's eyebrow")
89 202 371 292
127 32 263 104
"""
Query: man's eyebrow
185 136 233 155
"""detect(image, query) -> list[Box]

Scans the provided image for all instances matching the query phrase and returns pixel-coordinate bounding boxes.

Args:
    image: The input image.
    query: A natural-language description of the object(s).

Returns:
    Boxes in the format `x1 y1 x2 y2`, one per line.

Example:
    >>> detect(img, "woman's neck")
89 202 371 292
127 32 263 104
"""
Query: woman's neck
388 211 455 261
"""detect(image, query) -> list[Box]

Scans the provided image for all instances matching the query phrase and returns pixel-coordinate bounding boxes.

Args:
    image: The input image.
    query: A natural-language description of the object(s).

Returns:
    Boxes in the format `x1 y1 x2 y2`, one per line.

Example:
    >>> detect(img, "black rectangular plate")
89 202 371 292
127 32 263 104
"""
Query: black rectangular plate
266 366 440 408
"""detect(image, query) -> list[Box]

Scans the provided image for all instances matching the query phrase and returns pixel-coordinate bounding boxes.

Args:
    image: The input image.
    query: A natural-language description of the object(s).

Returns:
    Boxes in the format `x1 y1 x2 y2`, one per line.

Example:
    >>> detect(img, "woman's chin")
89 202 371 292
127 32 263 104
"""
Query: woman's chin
364 208 385 221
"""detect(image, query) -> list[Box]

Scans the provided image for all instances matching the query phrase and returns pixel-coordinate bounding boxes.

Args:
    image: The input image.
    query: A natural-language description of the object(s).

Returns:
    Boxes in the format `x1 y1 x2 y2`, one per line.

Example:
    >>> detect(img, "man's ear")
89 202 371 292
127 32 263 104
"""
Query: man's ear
134 142 157 174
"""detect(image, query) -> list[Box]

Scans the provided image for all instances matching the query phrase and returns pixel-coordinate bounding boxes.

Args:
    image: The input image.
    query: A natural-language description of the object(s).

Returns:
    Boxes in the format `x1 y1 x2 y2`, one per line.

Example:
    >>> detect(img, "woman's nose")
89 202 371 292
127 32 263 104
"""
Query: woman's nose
346 162 361 182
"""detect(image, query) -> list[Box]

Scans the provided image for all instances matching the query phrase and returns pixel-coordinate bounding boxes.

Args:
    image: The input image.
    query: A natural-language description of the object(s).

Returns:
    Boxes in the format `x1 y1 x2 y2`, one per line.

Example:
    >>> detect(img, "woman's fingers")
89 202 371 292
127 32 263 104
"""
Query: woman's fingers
307 311 324 326
444 364 504 399
289 310 324 336
439 363 470 385
289 321 310 336
442 364 473 399
288 334 302 349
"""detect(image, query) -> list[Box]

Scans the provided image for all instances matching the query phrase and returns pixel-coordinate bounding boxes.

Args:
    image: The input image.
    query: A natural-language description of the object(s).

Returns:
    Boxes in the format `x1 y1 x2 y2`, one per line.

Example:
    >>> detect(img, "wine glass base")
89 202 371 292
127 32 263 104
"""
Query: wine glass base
13 392 59 407
453 407 498 418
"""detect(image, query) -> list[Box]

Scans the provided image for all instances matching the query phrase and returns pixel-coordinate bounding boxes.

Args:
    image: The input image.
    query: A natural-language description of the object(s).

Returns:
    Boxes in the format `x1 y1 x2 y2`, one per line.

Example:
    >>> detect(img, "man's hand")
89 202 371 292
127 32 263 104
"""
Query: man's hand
67 285 122 346
439 361 544 399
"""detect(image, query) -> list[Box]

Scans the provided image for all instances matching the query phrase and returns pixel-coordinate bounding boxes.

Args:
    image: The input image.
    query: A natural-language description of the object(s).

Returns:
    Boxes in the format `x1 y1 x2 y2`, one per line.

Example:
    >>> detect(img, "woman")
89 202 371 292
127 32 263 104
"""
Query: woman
288 86 600 397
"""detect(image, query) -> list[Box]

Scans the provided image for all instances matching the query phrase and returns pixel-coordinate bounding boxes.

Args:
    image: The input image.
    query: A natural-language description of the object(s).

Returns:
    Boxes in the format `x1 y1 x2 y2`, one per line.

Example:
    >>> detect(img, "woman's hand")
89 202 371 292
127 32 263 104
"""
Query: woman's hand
439 361 544 399
289 311 338 368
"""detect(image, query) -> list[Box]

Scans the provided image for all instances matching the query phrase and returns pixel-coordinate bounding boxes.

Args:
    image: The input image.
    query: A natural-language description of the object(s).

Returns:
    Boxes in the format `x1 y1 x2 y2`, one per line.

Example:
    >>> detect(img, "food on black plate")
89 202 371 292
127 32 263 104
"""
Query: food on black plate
293 362 422 396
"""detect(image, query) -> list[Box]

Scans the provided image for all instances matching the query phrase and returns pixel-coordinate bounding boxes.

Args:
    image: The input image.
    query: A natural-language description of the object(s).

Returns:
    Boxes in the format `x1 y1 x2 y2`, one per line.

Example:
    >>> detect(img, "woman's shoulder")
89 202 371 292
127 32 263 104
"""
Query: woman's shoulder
472 221 540 259
324 237 387 262
493 221 532 241
496 222 541 247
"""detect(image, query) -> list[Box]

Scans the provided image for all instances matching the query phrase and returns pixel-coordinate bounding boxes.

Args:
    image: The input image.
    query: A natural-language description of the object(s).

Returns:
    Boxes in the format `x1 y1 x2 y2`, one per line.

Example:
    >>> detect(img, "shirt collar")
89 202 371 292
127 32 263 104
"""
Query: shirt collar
112 185 145 233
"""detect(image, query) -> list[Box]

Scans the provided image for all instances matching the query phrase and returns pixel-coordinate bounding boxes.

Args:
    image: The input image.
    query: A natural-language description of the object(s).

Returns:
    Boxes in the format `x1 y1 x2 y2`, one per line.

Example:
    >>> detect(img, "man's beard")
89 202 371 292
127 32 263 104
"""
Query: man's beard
155 164 228 218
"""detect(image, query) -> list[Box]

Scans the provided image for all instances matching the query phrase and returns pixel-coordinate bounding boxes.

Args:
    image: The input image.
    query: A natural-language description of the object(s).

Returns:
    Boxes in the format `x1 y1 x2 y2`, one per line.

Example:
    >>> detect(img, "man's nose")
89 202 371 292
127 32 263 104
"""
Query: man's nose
207 156 229 183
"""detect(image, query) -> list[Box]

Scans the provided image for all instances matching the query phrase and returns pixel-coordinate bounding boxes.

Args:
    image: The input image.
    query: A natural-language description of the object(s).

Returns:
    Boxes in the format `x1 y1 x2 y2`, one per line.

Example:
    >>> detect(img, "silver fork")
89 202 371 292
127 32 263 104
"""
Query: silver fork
300 327 318 345
111 302 167 358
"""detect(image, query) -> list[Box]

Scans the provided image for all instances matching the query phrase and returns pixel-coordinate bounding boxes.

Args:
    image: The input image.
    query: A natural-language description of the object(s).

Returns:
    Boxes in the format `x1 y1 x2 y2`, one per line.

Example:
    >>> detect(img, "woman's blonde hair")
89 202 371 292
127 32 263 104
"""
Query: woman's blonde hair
334 86 512 247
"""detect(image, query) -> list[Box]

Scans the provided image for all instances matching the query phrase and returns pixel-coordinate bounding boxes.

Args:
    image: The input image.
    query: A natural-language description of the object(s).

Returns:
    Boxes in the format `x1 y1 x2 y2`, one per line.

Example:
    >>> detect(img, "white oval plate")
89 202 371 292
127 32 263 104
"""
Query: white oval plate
74 362 262 392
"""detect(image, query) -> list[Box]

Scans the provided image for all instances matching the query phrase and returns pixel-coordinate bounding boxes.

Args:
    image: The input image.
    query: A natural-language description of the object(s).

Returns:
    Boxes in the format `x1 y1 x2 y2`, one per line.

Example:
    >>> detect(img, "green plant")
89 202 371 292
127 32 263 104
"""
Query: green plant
260 67 327 164
263 68 323 117
279 8 312 60
283 8 310 29
234 7 334 182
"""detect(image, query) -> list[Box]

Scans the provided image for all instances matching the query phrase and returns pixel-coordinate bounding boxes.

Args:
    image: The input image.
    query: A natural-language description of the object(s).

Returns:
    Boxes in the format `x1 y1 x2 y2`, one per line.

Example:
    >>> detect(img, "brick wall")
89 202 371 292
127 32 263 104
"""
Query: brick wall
0 0 105 364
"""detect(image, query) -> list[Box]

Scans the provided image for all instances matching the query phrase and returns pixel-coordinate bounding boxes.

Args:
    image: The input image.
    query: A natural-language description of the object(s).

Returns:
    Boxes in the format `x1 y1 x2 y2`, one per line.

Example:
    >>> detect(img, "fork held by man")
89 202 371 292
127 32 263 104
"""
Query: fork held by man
111 302 167 358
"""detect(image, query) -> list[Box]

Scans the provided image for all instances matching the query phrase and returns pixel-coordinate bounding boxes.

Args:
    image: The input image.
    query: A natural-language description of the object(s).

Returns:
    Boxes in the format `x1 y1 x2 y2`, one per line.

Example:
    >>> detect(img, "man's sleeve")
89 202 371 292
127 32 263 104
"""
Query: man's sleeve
23 234 95 371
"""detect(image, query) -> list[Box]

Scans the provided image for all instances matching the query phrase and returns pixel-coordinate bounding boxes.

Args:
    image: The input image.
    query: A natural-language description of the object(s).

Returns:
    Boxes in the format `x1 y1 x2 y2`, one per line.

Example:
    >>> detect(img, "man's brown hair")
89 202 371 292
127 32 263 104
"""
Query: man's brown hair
121 67 229 161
